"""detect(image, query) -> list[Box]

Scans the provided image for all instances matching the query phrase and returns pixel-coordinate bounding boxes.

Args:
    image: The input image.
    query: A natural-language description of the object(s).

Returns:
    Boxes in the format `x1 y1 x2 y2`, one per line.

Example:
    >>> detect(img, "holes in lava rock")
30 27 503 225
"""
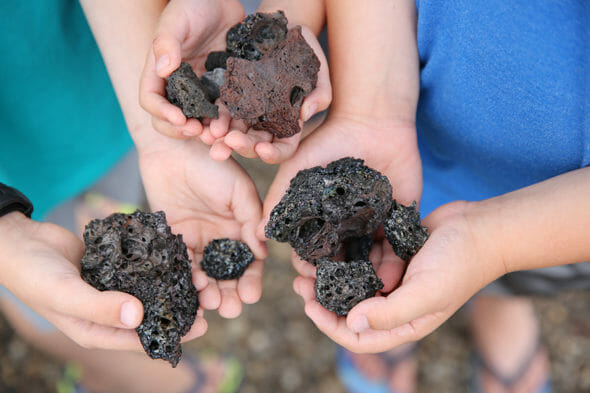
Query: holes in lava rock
290 86 305 106
297 218 325 241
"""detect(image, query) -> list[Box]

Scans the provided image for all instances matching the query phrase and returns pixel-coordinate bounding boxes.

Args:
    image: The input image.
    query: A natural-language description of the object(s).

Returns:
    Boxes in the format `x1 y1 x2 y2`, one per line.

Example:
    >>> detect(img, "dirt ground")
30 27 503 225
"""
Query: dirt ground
1 159 589 393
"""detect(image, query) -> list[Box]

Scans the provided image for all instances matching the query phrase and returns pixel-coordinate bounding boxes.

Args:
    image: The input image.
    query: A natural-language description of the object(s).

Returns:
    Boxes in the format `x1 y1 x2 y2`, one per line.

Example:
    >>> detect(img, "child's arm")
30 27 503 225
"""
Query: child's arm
296 166 590 353
80 0 268 321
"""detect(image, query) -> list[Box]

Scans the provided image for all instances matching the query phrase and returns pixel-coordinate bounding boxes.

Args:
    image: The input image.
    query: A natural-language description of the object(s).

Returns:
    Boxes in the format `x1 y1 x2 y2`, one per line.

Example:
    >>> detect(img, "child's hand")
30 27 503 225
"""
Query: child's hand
291 200 503 353
0 212 209 349
139 0 245 139
260 115 423 237
139 136 267 320
207 24 332 164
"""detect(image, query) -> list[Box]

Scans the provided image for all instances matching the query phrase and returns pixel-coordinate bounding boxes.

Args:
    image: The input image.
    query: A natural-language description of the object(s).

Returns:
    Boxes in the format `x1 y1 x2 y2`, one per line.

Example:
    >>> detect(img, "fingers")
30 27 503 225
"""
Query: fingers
291 250 316 278
346 271 448 334
217 279 242 319
151 3 189 78
224 129 273 159
237 259 264 304
210 140 233 161
53 277 143 329
152 117 203 139
293 275 420 353
209 105 233 139
299 26 332 122
255 133 302 164
140 50 193 137
181 309 208 342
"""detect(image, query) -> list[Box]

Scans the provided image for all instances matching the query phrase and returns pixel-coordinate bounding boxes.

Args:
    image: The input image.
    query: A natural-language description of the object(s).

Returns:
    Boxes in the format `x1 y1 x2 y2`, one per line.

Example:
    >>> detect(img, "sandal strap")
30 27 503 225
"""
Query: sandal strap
474 341 545 391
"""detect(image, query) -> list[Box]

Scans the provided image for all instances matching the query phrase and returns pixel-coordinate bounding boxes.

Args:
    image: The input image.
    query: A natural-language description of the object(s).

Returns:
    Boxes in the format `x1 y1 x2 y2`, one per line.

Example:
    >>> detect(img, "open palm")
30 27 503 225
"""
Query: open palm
139 136 267 322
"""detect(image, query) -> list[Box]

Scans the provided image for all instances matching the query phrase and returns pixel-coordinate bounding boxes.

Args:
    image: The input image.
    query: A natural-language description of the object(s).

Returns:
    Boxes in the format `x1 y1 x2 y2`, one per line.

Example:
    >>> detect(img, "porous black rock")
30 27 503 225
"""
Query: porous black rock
226 11 288 61
201 239 254 280
80 211 198 367
200 68 226 102
166 62 219 119
205 51 230 71
384 201 429 261
314 259 384 316
265 157 393 265
344 235 374 262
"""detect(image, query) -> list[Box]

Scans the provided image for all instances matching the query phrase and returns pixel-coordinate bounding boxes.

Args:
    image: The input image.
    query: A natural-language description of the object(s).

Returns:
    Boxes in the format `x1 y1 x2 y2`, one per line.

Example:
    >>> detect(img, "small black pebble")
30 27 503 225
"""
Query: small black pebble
201 239 254 280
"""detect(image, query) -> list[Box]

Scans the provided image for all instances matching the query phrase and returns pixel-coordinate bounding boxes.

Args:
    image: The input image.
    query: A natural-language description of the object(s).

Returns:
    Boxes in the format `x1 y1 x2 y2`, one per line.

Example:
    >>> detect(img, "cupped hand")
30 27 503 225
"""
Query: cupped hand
0 212 208 350
139 0 245 139
292 200 506 353
138 135 267 320
208 24 332 164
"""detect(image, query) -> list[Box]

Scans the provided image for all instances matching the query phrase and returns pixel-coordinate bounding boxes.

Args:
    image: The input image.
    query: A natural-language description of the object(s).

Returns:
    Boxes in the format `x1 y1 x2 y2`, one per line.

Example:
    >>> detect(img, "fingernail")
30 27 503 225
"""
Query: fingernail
120 302 139 328
182 130 195 137
302 103 317 122
349 315 370 333
156 54 170 74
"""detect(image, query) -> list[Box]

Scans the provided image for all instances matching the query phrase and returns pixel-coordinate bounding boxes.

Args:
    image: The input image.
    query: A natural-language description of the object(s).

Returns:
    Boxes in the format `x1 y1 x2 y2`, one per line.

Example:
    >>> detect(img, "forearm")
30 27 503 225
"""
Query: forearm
257 0 326 35
80 0 168 152
469 167 590 275
325 0 419 122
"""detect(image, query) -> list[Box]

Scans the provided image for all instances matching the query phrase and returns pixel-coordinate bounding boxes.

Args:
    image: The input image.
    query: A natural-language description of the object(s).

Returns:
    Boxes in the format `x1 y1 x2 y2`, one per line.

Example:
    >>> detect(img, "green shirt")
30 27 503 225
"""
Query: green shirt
0 0 132 219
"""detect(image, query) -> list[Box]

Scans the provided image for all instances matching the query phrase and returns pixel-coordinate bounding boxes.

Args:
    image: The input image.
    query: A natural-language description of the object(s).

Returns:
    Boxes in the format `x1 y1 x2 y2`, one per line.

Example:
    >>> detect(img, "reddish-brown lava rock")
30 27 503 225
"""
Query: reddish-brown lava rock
220 27 320 138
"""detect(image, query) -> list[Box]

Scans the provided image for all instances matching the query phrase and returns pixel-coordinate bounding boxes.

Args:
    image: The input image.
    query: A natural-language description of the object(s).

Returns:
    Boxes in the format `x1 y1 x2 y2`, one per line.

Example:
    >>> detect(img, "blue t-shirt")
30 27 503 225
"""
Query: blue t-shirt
416 0 589 216
0 0 132 219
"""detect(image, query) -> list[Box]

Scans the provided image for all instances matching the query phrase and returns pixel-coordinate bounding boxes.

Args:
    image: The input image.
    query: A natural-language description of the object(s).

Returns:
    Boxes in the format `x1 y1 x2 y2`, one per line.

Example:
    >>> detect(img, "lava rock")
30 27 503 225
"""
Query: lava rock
205 51 231 71
80 211 198 367
200 68 226 102
221 26 320 138
384 201 429 261
201 239 255 280
314 259 384 316
166 62 218 119
344 235 374 262
265 157 393 265
226 11 288 61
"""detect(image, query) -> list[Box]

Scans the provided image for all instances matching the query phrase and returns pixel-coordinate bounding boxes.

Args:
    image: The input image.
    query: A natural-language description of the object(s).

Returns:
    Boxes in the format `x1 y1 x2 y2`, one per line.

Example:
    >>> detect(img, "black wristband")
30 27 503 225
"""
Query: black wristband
0 183 34 218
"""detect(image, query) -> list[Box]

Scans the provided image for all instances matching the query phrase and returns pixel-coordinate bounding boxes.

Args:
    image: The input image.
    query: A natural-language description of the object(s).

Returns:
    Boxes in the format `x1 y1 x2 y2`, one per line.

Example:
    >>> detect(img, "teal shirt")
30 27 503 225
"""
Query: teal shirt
0 0 132 219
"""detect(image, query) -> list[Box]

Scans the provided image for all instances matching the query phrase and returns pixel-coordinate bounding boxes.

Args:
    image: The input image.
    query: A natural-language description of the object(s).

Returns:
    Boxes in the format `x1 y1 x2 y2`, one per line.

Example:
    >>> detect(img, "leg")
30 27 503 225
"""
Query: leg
469 295 551 393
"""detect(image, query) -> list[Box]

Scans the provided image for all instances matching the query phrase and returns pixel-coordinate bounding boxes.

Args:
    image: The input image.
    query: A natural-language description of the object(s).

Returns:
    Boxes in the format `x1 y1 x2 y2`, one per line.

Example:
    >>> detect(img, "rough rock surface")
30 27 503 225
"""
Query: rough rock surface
221 27 320 138
200 68 226 102
314 259 384 316
166 62 218 119
265 157 393 265
226 11 288 61
80 210 198 367
201 238 255 280
344 235 374 262
205 51 230 71
384 201 429 261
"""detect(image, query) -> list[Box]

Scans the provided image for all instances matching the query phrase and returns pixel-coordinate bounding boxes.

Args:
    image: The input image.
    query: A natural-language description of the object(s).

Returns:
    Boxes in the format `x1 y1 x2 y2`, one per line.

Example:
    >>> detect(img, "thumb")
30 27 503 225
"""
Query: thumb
300 26 332 122
55 277 144 329
152 5 189 78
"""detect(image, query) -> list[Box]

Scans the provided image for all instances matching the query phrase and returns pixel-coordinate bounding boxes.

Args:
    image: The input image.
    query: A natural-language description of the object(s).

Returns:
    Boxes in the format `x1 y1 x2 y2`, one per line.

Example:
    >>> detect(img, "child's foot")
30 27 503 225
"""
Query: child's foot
470 295 551 393
337 342 418 393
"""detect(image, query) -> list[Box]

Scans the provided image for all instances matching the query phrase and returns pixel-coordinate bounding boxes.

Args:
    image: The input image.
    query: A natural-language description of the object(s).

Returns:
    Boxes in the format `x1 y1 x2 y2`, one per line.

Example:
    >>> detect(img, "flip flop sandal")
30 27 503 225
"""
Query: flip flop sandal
336 343 419 393
469 342 552 393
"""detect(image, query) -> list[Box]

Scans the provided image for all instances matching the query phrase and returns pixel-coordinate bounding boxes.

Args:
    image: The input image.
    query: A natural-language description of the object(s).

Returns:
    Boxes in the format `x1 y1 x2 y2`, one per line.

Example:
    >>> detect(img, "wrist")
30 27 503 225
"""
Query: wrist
462 200 511 282
0 211 37 282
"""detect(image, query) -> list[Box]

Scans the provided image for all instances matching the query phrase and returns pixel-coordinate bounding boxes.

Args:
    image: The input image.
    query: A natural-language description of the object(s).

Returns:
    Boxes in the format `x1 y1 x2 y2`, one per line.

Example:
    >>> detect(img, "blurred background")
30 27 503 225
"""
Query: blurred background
1 158 589 393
